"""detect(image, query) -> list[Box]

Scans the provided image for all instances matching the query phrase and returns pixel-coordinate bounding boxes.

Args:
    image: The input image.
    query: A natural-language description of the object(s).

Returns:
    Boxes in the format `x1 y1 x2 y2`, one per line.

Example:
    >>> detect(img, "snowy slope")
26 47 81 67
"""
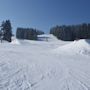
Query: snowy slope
0 37 90 90
54 39 90 55
38 34 58 41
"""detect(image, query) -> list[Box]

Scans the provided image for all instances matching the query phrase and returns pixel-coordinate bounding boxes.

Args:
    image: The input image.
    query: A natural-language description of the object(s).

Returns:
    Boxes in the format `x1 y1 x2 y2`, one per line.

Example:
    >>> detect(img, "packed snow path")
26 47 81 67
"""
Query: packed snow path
0 38 90 90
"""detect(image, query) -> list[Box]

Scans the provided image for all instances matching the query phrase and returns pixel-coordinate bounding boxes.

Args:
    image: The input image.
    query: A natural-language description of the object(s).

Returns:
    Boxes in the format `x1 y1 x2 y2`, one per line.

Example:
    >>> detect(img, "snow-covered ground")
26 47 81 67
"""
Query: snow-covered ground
0 35 90 90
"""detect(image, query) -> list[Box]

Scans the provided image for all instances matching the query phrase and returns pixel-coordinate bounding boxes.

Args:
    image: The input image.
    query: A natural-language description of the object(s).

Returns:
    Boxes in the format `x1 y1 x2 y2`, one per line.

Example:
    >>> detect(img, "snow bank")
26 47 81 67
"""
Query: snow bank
54 39 90 55
11 37 20 45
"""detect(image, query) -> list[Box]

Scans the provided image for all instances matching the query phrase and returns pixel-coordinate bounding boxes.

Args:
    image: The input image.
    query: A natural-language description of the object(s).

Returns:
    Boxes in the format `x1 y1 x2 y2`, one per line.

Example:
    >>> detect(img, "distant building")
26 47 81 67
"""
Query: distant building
38 36 49 41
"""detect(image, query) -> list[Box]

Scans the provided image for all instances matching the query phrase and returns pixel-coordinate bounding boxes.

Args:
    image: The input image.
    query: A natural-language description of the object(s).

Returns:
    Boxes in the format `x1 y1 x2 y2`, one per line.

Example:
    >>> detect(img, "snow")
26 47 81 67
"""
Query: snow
0 35 90 90
38 34 58 41
54 39 90 56
11 38 21 45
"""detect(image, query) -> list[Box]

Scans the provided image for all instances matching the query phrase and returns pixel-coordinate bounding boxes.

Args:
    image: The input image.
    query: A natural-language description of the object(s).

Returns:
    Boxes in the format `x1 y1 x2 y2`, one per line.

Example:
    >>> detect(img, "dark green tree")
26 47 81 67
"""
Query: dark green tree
16 28 37 40
36 30 44 35
50 23 90 41
1 20 12 42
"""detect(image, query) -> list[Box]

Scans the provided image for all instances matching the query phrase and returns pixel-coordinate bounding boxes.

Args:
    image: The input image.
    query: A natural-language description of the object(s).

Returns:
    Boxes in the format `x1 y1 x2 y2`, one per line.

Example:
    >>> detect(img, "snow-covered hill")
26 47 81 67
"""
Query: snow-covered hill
0 36 90 90
54 39 90 56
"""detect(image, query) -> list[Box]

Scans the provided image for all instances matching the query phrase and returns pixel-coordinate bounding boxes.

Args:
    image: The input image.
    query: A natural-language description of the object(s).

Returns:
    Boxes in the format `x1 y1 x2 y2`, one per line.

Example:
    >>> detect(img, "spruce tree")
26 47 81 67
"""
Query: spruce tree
1 20 12 42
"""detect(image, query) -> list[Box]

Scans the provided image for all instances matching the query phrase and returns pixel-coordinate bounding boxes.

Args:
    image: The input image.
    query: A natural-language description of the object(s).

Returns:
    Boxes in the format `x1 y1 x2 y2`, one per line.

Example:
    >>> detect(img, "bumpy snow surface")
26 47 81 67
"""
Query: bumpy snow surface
0 35 90 90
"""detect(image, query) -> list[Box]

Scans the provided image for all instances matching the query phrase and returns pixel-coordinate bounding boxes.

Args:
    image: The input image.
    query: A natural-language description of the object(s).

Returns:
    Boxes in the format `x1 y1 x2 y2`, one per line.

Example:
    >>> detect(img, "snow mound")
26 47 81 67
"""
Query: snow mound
54 39 90 55
11 38 20 45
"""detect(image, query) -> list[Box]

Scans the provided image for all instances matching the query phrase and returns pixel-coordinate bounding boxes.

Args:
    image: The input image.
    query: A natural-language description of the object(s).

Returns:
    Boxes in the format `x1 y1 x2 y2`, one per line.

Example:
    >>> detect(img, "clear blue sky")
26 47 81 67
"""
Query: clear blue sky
0 0 90 33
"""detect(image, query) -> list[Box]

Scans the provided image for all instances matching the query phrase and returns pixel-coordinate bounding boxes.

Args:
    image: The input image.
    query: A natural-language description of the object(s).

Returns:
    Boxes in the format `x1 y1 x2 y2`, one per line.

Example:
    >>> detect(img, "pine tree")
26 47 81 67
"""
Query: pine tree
1 20 12 42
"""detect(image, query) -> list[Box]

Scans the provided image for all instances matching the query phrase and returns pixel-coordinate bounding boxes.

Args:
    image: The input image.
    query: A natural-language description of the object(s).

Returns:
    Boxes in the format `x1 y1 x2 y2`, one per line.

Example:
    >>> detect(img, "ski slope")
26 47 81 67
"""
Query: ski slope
0 35 90 90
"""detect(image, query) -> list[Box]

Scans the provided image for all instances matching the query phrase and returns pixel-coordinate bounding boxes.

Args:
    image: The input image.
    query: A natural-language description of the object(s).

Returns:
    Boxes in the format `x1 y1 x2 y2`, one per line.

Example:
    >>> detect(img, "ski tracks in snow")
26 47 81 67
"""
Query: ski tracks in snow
58 61 90 90
0 61 31 90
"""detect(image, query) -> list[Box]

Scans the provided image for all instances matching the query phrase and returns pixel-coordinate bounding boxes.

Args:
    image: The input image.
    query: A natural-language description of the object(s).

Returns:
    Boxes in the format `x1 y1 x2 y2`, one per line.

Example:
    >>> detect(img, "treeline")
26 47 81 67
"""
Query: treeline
50 23 90 41
16 28 44 40
1 20 90 42
0 20 44 42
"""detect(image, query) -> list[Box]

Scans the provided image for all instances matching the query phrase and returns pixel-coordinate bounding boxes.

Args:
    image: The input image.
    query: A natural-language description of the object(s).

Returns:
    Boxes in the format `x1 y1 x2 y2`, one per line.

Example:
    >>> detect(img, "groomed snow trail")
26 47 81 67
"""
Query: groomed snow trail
0 39 90 90
53 39 90 90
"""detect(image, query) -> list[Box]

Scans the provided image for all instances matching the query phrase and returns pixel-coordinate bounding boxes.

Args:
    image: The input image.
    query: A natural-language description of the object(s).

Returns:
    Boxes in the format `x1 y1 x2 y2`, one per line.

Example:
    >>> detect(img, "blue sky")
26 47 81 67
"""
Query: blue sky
0 0 90 33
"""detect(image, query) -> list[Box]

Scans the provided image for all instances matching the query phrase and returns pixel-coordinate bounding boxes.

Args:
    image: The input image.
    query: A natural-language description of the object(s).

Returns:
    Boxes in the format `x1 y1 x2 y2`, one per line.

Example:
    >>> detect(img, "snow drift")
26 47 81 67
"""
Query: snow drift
54 39 90 55
11 38 21 45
